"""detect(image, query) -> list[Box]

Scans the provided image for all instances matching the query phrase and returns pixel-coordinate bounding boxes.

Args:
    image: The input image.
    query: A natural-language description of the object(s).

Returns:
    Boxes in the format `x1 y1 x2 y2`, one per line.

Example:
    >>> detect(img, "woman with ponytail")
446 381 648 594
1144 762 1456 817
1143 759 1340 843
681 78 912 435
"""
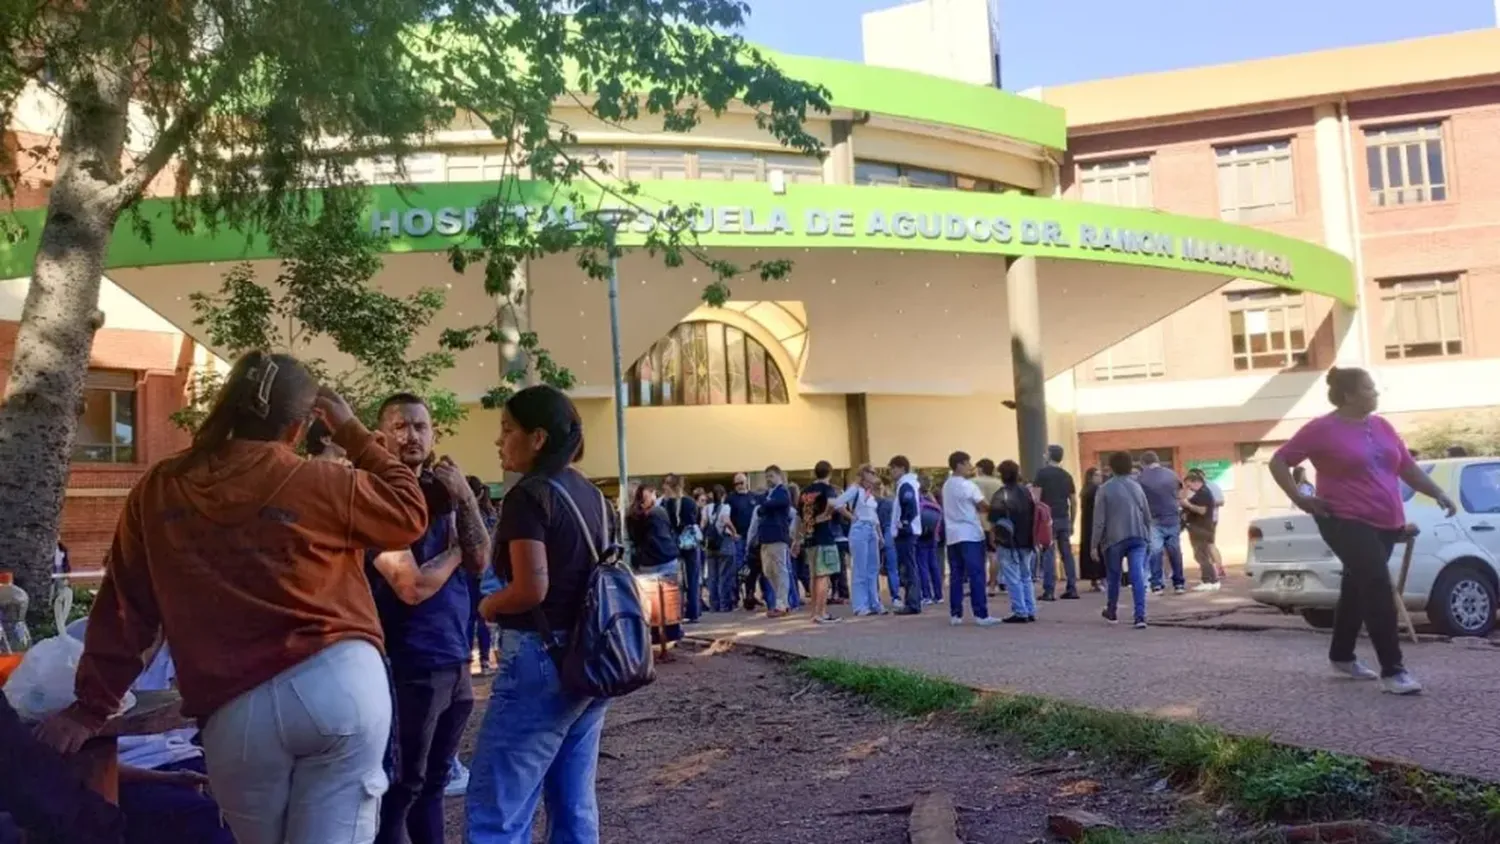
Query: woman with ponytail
470 385 613 843
1269 366 1456 696
36 350 428 844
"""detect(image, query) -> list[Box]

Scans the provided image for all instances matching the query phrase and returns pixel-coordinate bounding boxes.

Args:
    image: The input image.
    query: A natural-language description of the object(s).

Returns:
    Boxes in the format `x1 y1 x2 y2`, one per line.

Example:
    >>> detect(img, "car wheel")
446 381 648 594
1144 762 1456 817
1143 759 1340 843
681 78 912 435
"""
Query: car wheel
1300 608 1336 630
1429 564 1497 637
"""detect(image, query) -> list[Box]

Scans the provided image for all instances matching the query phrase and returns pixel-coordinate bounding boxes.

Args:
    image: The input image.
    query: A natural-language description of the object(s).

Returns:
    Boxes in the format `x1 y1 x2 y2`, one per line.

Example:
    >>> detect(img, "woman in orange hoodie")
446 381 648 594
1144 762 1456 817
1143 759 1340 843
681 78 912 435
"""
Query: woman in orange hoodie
36 351 428 844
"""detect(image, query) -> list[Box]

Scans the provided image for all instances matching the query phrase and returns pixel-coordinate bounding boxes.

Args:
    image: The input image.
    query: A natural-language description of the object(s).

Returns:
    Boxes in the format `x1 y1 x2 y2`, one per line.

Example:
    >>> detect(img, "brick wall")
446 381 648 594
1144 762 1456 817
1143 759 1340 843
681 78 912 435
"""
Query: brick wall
0 320 194 569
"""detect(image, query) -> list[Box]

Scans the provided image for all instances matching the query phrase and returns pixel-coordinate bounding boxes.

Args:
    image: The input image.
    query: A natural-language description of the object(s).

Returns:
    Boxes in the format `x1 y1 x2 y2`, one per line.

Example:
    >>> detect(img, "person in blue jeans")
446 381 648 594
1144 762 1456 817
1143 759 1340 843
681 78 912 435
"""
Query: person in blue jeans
702 485 739 611
940 452 998 626
1032 445 1080 601
834 464 886 616
917 477 944 604
988 460 1037 623
1137 451 1186 595
875 492 900 607
886 455 924 615
470 385 613 843
1092 451 1154 628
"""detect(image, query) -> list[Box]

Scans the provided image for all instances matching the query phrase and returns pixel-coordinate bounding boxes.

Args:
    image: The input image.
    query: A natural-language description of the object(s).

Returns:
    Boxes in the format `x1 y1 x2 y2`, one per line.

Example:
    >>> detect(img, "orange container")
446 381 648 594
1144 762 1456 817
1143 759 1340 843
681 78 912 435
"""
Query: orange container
0 652 21 685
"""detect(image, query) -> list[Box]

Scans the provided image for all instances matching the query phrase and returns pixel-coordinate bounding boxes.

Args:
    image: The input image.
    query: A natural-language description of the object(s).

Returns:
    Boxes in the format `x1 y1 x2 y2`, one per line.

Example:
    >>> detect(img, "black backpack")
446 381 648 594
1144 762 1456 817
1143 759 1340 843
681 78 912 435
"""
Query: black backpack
527 476 655 699
703 503 725 553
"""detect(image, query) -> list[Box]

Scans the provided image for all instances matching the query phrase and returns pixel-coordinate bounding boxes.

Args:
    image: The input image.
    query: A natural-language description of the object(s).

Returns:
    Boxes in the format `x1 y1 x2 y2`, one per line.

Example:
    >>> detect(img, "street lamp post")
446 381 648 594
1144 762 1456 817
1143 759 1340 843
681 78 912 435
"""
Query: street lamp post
590 209 635 530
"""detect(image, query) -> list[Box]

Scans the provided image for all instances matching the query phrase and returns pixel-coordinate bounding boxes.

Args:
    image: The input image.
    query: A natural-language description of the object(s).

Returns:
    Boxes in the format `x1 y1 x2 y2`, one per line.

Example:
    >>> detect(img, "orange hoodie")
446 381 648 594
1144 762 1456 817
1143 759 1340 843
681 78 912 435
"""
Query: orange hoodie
71 417 427 728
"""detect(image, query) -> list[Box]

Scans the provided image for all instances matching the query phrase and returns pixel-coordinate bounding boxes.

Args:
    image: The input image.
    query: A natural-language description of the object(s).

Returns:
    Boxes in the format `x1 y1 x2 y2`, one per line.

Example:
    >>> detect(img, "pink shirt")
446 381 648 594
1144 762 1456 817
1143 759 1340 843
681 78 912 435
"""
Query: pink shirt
1275 413 1416 530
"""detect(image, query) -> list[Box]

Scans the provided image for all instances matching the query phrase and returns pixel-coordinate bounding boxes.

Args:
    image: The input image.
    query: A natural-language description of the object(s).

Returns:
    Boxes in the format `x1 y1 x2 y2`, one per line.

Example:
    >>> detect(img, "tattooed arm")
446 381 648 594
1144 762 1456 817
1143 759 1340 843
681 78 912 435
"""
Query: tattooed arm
435 456 492 575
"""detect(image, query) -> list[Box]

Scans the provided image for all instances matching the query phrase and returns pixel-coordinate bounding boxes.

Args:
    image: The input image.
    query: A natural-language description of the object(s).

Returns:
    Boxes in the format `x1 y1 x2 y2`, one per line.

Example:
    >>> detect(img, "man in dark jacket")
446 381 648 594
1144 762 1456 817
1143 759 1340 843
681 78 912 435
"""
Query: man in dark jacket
887 455 924 615
757 465 795 618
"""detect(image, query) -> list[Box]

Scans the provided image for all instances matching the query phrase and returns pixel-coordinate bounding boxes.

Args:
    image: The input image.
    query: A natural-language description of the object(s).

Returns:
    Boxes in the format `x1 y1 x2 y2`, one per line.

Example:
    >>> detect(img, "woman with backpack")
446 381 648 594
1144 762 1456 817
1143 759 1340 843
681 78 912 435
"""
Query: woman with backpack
701 485 739 612
660 474 703 623
988 460 1038 624
470 385 614 843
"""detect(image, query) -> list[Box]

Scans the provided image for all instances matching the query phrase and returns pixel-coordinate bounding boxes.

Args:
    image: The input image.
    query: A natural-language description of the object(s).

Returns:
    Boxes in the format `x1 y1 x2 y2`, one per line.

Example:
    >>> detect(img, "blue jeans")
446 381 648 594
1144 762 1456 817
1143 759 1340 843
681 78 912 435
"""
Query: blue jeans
1040 520 1078 595
917 543 942 601
882 530 900 602
680 550 702 621
1149 524 1186 591
1000 547 1037 617
467 632 610 844
120 757 234 844
468 571 494 667
1106 537 1150 623
894 536 922 612
848 521 882 614
947 540 989 620
708 551 737 611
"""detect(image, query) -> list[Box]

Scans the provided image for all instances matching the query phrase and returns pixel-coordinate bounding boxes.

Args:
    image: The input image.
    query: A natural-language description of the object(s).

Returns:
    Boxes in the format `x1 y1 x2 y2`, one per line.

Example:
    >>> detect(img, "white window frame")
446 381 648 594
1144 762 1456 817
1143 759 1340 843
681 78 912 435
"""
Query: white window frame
1216 140 1295 222
1379 276 1464 360
1079 157 1153 208
1089 324 1166 381
1365 123 1448 206
1225 289 1309 372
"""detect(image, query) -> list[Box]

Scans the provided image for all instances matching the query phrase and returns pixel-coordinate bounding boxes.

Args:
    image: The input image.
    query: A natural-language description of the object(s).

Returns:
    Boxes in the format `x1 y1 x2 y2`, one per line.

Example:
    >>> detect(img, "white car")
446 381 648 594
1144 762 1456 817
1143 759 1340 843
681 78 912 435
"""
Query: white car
1245 458 1500 637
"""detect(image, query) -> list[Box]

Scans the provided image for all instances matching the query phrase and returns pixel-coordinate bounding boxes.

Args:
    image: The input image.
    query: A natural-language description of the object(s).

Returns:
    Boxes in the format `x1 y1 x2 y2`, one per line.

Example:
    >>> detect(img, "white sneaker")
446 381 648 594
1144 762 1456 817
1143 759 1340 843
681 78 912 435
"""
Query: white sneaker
1192 583 1219 593
444 758 469 797
1331 660 1379 681
1382 671 1423 696
950 616 964 626
975 616 1002 628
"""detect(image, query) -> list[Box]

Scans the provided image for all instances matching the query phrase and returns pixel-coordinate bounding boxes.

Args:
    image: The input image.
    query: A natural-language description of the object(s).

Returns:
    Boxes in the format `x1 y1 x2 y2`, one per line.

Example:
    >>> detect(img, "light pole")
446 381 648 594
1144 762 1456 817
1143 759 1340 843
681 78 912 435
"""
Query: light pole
588 208 636 530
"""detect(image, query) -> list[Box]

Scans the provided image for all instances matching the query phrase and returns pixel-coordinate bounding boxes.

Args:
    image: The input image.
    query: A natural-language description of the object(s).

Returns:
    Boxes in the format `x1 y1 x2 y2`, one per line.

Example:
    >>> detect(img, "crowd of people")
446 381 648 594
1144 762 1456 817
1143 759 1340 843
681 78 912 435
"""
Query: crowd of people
0 358 1453 844
619 443 1234 634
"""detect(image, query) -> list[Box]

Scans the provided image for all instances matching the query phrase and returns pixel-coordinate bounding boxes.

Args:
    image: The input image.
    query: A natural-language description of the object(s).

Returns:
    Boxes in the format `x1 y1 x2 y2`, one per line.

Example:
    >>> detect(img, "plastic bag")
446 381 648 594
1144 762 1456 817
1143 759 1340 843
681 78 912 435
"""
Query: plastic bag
2 633 135 721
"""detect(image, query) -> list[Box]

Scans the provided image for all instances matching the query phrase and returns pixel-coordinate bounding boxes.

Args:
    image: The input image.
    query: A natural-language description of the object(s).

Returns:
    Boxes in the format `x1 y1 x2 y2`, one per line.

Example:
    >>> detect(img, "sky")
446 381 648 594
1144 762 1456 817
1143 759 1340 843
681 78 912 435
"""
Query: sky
736 0 1498 91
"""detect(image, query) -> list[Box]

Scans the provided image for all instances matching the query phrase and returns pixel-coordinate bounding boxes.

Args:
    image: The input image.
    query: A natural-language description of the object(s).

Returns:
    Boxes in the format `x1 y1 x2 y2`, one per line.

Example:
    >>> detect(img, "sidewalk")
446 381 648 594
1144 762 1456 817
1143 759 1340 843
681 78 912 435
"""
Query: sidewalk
690 590 1500 782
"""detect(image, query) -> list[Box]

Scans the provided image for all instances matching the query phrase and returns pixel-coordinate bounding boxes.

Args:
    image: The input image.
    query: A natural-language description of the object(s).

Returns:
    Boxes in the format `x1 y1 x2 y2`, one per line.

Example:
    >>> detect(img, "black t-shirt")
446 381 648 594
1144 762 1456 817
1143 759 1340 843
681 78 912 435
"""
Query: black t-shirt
1185 486 1216 535
492 470 610 633
1032 465 1076 522
801 481 837 547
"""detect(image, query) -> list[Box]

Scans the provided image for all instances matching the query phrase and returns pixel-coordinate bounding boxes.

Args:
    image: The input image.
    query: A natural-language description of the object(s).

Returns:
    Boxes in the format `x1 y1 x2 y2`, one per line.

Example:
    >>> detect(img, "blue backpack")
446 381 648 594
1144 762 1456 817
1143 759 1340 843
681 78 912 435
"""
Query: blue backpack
526 476 655 699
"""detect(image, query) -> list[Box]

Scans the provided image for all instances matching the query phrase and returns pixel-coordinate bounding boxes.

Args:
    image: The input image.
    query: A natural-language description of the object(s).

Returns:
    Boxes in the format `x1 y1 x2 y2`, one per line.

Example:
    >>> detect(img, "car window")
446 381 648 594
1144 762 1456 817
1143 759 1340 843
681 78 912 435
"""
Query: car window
1459 462 1500 514
1399 463 1436 503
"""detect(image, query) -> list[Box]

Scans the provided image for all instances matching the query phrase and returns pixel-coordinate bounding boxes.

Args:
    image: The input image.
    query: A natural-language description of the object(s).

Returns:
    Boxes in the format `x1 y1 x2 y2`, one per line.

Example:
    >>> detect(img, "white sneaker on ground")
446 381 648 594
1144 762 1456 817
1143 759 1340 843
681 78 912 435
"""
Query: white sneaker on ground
1382 671 1423 695
445 758 469 797
1172 586 1187 595
950 616 964 626
975 616 1002 628
1331 660 1379 681
1133 619 1149 630
1192 583 1219 593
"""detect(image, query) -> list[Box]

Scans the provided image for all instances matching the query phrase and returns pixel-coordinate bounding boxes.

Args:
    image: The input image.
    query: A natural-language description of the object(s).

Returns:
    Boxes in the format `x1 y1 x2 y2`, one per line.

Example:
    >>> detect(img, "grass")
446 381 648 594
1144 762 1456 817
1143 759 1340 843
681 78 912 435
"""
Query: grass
796 657 1500 839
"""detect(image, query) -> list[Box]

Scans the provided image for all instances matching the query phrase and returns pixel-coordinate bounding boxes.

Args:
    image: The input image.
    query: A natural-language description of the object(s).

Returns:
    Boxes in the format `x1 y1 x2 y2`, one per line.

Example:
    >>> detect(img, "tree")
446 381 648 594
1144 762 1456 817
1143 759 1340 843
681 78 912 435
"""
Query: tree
170 193 470 436
0 0 830 620
1407 411 1500 459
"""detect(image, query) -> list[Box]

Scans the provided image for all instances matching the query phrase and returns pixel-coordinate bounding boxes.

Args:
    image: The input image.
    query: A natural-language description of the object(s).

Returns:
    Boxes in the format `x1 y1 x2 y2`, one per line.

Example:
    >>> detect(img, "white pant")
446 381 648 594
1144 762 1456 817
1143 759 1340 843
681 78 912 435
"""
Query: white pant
200 639 392 844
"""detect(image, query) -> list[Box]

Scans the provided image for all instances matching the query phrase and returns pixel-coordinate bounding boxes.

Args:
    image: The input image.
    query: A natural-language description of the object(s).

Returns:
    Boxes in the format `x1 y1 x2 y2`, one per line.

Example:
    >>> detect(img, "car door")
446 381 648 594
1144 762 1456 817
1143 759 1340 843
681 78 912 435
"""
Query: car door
1456 461 1500 559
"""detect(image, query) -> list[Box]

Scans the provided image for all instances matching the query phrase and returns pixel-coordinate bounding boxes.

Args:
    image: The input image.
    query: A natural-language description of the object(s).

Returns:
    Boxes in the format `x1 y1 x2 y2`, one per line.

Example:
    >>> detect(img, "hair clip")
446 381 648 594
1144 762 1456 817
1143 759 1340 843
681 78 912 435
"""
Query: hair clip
250 359 279 419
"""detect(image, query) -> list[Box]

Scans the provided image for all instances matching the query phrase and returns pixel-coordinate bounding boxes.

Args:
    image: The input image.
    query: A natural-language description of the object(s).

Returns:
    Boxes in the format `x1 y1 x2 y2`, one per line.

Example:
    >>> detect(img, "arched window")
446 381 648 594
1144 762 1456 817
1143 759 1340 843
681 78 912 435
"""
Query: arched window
625 321 789 407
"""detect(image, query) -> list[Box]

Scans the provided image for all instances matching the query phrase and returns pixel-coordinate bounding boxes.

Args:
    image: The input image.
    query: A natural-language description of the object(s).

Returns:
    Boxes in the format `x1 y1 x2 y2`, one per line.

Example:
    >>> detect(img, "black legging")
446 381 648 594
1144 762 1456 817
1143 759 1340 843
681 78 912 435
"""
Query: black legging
1316 516 1404 677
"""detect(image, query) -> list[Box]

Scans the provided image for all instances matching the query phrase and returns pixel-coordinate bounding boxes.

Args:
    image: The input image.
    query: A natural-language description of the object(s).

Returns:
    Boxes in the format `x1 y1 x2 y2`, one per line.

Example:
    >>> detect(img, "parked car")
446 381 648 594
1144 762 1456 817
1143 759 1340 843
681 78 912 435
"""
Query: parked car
1244 458 1500 637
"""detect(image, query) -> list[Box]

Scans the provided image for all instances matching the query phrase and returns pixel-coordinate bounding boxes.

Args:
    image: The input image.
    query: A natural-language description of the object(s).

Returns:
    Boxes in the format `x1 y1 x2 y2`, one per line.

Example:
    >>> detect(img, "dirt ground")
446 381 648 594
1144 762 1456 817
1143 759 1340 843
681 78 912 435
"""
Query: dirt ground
441 641 1227 843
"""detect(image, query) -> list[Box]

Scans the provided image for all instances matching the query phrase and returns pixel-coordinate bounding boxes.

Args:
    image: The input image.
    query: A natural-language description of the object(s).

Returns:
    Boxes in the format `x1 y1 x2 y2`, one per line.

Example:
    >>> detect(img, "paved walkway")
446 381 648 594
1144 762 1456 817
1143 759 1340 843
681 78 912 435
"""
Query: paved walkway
690 580 1500 782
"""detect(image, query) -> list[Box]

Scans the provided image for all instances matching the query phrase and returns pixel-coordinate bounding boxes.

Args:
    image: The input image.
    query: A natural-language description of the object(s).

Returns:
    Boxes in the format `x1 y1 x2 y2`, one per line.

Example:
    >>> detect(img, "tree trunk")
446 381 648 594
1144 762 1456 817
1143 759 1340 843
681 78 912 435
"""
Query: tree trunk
0 60 133 626
496 260 532 493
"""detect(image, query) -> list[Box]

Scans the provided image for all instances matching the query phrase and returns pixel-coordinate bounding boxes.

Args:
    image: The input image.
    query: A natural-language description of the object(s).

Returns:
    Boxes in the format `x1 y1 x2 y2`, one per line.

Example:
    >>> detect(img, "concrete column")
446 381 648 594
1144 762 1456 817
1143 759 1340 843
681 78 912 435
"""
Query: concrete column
828 120 855 185
1312 101 1368 366
1006 256 1048 480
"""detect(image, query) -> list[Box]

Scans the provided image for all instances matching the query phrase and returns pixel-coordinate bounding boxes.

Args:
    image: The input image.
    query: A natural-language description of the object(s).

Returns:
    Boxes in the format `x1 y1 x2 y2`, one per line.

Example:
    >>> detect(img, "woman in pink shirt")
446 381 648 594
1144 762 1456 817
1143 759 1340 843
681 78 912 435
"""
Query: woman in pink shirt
1269 367 1455 696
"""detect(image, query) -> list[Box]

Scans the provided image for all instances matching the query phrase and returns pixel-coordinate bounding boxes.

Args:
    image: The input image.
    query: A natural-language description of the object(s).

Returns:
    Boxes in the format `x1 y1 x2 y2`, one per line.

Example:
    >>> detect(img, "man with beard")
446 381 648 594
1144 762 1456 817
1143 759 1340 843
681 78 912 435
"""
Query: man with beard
368 394 491 844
